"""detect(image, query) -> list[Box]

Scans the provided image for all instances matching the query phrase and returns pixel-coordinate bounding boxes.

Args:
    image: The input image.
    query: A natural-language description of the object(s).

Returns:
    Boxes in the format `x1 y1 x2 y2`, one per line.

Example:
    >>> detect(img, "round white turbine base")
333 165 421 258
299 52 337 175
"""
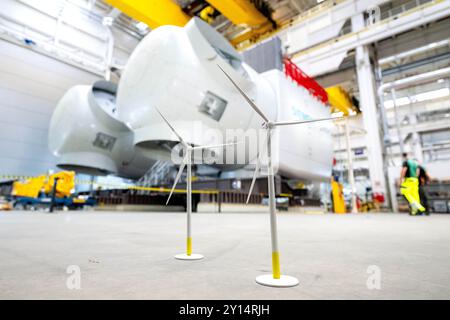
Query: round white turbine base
174 253 204 260
255 274 299 288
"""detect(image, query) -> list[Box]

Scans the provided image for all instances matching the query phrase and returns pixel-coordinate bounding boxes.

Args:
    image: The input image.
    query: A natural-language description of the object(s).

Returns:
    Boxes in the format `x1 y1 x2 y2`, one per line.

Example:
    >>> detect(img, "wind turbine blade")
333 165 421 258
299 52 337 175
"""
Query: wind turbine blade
274 116 345 127
246 158 260 204
217 65 270 123
155 107 187 146
166 154 188 205
246 132 269 204
191 141 243 151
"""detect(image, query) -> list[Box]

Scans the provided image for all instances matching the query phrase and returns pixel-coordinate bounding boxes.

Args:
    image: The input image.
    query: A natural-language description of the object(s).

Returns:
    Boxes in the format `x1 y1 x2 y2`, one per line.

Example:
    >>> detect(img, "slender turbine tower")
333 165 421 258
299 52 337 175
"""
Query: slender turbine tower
156 108 239 260
218 65 342 287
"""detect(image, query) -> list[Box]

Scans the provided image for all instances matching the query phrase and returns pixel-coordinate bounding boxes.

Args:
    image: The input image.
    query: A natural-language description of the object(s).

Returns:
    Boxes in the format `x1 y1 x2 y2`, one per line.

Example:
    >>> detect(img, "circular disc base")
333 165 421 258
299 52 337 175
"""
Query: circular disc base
255 274 299 287
174 253 204 260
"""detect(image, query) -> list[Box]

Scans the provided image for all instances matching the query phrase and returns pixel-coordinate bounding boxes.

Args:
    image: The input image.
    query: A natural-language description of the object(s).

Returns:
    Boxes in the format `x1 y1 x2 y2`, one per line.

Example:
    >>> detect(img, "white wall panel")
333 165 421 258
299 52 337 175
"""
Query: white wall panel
0 87 53 115
0 40 100 178
0 122 48 146
1 105 50 130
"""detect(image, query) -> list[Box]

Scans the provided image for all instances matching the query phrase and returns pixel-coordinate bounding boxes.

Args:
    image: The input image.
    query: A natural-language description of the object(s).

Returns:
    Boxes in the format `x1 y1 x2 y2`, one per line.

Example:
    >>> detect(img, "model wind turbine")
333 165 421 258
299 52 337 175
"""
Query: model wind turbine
218 65 342 287
156 108 239 261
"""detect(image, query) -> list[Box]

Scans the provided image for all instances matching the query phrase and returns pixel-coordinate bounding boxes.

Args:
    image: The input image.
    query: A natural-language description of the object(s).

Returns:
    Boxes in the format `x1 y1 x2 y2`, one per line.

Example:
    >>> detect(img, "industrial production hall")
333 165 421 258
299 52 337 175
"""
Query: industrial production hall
0 0 450 301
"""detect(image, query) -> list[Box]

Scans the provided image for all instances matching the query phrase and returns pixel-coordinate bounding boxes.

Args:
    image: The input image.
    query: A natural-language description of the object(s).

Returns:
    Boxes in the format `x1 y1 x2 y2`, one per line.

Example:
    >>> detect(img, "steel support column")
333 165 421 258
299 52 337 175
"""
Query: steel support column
408 113 423 163
355 44 387 197
344 118 358 213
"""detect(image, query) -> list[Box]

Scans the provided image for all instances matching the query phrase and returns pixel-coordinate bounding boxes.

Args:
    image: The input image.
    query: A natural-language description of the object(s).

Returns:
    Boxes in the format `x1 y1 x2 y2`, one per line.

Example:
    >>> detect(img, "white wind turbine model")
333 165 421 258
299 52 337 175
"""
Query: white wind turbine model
218 65 343 287
156 108 240 261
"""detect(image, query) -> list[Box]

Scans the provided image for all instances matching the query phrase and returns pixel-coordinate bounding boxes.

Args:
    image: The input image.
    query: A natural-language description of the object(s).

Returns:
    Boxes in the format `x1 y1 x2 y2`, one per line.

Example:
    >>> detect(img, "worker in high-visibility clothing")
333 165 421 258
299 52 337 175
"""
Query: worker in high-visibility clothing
400 153 425 215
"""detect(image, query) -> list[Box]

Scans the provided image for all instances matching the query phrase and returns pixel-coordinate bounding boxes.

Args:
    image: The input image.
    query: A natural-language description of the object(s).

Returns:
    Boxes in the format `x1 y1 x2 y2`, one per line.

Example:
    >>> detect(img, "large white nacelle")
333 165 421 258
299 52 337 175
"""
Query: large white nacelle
49 18 334 181
48 81 155 179
116 18 333 180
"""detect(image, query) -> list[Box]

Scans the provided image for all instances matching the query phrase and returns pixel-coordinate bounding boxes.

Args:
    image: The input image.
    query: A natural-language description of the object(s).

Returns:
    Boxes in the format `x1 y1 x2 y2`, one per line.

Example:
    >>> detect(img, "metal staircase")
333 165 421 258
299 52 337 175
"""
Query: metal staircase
136 160 177 194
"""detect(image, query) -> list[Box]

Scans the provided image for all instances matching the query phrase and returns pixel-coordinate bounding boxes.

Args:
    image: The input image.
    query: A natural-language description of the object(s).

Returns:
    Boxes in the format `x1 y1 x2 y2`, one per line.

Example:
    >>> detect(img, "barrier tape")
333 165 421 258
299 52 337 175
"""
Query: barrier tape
75 180 219 195
1 175 293 196
0 175 39 180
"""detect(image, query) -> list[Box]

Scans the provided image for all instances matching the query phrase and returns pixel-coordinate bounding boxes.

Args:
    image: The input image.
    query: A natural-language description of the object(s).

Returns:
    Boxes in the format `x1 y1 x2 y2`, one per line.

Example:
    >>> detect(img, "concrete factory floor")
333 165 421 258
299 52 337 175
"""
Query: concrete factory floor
0 211 450 299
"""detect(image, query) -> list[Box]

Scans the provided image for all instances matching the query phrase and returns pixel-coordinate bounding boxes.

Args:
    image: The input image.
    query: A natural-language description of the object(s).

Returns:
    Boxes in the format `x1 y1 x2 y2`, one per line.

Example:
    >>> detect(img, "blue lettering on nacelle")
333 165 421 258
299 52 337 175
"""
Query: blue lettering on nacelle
291 106 312 121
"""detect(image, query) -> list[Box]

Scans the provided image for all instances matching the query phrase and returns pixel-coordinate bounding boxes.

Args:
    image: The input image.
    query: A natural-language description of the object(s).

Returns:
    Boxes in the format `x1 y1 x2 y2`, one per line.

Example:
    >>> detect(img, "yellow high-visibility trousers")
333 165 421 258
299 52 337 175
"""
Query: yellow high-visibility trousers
400 178 425 215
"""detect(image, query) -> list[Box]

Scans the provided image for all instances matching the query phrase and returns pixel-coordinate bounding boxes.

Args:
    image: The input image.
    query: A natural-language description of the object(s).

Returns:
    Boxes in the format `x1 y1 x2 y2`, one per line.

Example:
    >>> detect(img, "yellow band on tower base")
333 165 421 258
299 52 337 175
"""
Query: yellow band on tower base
272 251 280 279
187 237 192 256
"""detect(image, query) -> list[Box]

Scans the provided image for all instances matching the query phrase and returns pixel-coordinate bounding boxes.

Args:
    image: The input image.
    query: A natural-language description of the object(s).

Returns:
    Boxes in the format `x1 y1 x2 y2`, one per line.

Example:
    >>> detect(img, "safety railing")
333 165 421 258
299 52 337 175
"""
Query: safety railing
283 58 328 104
93 188 265 206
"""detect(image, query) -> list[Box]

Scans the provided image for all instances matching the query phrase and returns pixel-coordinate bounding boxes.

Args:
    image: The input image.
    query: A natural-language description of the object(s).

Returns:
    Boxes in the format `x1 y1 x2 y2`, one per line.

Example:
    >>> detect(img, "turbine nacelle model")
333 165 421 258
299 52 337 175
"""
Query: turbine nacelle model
46 16 343 289
155 107 241 261
218 65 345 288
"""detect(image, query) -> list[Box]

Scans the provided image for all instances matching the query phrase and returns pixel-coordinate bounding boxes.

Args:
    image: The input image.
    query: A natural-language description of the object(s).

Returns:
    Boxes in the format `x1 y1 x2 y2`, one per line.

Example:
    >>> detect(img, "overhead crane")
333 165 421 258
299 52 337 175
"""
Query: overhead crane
326 86 360 116
207 0 268 27
104 0 190 29
104 0 275 47
205 0 275 46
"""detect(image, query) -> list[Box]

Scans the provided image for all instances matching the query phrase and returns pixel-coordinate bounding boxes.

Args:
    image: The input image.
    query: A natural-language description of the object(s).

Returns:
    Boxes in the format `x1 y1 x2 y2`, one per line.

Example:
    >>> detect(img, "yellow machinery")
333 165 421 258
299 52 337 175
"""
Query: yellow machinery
104 0 190 29
11 175 46 198
12 171 75 199
331 177 346 214
200 6 216 24
326 86 359 116
43 171 75 197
